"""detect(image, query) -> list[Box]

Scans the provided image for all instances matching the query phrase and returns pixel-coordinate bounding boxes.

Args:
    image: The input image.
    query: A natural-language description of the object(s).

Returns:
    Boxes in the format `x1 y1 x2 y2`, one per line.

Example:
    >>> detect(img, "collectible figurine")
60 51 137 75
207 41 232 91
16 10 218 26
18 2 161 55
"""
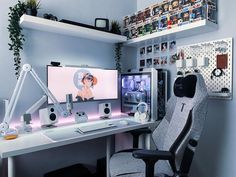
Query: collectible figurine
171 0 179 10
145 8 151 20
167 15 172 29
152 20 159 32
144 23 152 34
137 11 145 23
171 14 178 25
159 7 164 16
178 18 183 25
162 3 169 13
193 7 203 19
137 25 144 36
130 14 137 25
183 11 190 22
123 16 130 27
159 17 167 30
180 0 191 7
169 4 173 11
123 29 130 39
190 0 197 5
152 5 160 17
130 27 137 38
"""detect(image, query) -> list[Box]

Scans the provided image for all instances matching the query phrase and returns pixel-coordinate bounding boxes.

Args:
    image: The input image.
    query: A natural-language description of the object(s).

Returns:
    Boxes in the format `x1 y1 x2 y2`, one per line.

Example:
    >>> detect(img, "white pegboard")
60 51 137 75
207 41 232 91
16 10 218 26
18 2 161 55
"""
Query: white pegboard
177 38 233 100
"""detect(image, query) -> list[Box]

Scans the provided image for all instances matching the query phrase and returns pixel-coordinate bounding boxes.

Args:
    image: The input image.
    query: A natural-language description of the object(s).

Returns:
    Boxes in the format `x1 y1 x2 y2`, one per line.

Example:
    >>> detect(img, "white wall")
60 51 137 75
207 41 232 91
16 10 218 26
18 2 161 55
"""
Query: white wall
137 0 236 177
0 0 137 176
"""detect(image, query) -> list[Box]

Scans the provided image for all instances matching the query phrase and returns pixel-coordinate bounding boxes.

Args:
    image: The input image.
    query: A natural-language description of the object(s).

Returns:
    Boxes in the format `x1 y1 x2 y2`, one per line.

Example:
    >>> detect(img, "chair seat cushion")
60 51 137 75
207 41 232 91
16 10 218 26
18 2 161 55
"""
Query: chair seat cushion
110 152 173 177
113 173 170 177
110 152 145 177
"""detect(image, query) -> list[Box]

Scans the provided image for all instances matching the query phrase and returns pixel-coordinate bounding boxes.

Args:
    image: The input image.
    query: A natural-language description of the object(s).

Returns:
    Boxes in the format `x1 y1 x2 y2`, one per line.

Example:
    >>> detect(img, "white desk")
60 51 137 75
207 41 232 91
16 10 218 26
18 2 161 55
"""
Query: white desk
0 117 156 177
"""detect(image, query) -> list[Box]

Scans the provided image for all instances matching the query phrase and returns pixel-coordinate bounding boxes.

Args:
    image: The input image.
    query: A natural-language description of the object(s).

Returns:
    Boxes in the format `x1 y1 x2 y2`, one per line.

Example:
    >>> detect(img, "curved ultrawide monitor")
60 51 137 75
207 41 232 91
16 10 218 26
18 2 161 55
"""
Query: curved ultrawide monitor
47 66 118 104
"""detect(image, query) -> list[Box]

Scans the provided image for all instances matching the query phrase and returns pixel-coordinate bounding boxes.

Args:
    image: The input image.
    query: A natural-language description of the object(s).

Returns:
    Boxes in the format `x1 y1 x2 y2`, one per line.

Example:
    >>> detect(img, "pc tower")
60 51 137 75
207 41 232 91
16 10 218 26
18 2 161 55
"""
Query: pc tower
121 68 167 121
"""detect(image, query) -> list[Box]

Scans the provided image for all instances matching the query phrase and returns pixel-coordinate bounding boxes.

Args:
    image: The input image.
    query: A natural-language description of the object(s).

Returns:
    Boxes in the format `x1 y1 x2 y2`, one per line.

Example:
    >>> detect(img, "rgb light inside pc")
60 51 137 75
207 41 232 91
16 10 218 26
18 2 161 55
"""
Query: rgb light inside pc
121 68 167 121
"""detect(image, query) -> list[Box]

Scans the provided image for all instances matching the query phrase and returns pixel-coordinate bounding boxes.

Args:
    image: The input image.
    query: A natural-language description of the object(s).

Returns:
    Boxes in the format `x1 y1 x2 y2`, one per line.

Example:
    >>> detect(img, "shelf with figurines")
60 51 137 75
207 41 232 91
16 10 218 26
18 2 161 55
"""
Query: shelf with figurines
123 0 217 47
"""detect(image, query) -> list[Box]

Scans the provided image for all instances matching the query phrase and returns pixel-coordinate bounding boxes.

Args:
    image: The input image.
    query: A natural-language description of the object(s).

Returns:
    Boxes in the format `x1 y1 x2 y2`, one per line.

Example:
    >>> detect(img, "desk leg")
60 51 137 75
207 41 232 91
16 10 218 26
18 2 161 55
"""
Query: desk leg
8 157 15 177
106 136 111 177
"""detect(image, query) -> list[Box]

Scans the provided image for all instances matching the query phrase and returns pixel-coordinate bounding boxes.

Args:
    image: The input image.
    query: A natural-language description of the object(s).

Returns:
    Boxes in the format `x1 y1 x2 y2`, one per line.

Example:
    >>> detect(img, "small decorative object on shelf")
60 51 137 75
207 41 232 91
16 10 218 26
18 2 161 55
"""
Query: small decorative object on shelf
43 13 58 21
123 0 217 40
110 21 121 35
95 18 109 32
25 0 40 16
8 0 27 79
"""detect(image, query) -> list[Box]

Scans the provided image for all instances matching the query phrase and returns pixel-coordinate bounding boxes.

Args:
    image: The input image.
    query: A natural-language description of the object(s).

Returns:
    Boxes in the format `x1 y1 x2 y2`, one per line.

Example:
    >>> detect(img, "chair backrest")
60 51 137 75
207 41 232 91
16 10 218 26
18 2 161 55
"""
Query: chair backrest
152 73 208 171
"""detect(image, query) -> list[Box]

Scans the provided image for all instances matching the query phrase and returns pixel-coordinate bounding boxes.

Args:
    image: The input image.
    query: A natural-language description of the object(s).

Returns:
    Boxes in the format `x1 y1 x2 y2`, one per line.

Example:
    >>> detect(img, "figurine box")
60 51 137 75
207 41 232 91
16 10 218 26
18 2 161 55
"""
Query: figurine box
130 14 137 26
152 3 160 17
123 16 130 28
170 0 180 12
152 18 159 32
159 15 168 30
190 6 205 22
137 10 145 24
137 23 144 37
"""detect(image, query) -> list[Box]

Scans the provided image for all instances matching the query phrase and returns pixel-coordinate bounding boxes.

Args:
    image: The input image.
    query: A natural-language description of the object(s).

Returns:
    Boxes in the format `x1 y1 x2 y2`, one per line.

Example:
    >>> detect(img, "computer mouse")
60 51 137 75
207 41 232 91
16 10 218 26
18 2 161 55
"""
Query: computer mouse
119 120 129 125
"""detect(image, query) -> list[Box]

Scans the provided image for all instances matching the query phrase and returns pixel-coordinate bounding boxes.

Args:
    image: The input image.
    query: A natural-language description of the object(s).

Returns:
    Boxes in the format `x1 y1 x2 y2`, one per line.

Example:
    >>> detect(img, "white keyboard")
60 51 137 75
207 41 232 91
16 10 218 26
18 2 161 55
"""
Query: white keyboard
76 122 117 133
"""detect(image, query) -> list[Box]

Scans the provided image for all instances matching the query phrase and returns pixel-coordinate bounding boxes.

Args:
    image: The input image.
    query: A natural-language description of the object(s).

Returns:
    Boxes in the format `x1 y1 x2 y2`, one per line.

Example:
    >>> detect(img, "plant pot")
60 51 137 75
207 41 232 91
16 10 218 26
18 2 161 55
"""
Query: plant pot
26 8 37 16
110 29 121 35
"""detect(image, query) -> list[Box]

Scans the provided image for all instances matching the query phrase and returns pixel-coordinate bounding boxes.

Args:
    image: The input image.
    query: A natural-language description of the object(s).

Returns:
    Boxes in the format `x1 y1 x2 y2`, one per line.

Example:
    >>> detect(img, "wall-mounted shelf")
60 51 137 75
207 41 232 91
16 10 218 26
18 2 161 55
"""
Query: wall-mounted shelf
124 20 218 47
20 14 127 43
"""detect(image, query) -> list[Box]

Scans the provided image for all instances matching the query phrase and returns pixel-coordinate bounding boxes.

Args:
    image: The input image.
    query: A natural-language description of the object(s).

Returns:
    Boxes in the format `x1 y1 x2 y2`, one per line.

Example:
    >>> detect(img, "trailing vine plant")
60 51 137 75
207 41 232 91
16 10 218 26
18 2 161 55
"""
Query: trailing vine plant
8 0 27 79
115 43 123 73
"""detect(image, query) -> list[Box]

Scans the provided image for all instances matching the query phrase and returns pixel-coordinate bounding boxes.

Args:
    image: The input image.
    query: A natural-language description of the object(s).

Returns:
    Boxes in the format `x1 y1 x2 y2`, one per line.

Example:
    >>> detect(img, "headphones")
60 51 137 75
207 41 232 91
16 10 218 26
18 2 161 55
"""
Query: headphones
211 68 225 80
134 102 149 122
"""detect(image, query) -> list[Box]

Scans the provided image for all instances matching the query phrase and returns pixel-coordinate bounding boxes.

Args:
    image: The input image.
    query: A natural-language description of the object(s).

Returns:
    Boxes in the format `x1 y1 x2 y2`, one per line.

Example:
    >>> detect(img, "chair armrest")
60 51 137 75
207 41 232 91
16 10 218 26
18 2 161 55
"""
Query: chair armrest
127 128 152 135
133 150 174 177
127 128 152 148
133 150 174 161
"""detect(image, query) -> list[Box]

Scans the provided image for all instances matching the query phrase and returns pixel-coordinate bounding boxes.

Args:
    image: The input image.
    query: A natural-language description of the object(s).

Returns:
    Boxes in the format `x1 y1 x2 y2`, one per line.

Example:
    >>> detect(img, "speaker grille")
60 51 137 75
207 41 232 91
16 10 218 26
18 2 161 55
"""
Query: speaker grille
49 113 57 121
104 108 110 114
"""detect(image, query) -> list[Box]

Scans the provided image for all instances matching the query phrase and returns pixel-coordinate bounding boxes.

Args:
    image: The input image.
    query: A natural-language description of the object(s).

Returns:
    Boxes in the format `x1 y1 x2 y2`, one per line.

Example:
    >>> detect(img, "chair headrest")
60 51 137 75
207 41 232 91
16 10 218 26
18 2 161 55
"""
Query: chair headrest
173 74 204 98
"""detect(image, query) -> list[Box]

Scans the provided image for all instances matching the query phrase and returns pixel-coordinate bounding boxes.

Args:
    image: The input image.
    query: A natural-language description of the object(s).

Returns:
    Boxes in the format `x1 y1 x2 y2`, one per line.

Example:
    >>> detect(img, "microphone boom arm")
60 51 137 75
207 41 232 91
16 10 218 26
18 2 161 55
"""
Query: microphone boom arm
0 64 69 133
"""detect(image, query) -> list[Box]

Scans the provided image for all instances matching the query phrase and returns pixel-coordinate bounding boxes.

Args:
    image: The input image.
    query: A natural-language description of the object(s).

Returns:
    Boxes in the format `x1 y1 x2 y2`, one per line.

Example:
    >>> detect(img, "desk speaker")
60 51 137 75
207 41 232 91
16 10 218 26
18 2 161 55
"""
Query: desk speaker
39 106 58 126
99 103 111 119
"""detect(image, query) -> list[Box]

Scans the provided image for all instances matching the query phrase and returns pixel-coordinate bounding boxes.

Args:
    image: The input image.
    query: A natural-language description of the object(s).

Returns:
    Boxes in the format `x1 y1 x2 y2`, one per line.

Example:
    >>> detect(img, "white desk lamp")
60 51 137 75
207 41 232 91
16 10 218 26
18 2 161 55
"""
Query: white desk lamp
0 64 70 134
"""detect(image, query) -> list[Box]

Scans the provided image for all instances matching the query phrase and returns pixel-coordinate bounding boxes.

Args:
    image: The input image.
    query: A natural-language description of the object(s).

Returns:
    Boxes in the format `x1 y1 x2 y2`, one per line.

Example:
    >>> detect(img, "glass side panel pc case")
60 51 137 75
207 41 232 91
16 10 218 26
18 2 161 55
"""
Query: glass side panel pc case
47 66 118 104
121 68 167 121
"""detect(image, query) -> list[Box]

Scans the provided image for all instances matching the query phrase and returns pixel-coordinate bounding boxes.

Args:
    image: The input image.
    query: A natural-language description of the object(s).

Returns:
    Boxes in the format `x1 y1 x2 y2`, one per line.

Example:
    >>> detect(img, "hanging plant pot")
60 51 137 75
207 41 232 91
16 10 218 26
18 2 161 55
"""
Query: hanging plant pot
26 8 37 16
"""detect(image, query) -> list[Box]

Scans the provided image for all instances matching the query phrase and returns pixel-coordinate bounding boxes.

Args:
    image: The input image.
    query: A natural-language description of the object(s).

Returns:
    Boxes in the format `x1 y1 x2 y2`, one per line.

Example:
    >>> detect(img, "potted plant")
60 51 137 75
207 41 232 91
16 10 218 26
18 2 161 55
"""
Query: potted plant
25 0 40 16
110 21 121 35
8 0 27 79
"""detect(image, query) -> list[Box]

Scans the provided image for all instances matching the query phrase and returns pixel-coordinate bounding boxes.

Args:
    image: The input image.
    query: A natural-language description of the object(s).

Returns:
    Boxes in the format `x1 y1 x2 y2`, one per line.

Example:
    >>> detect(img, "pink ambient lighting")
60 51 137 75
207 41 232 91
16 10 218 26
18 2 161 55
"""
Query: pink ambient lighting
10 111 123 131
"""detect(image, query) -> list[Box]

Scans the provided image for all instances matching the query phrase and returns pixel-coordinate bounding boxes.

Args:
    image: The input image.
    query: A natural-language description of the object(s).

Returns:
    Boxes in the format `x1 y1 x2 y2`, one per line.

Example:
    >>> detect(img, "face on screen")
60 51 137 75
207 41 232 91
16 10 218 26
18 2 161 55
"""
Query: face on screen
47 66 118 103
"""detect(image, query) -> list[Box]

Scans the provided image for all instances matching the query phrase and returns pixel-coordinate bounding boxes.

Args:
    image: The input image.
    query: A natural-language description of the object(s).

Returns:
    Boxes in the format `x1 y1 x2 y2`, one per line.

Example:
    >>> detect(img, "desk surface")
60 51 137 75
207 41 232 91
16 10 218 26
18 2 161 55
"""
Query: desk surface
0 117 155 158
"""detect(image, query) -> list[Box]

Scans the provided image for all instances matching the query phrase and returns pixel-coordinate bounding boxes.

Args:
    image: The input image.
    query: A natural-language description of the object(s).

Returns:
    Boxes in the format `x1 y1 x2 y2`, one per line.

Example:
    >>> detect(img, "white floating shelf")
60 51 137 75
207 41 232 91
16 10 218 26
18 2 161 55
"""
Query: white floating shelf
20 14 127 43
125 20 218 47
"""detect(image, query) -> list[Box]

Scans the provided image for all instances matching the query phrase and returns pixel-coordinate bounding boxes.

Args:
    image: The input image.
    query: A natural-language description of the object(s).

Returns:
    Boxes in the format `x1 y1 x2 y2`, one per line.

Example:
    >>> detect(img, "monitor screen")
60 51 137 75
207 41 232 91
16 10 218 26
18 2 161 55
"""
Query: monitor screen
47 66 118 103
121 73 151 114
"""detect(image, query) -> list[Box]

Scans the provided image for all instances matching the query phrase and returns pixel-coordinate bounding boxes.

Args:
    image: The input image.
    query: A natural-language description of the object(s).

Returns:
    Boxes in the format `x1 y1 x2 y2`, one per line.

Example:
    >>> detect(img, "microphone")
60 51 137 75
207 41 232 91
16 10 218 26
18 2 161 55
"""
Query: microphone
66 94 73 115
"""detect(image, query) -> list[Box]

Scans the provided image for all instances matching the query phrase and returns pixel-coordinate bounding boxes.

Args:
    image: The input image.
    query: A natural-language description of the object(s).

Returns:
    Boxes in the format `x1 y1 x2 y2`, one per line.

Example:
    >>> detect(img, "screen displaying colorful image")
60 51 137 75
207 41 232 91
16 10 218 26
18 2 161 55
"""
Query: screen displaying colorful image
121 73 151 114
47 66 118 103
